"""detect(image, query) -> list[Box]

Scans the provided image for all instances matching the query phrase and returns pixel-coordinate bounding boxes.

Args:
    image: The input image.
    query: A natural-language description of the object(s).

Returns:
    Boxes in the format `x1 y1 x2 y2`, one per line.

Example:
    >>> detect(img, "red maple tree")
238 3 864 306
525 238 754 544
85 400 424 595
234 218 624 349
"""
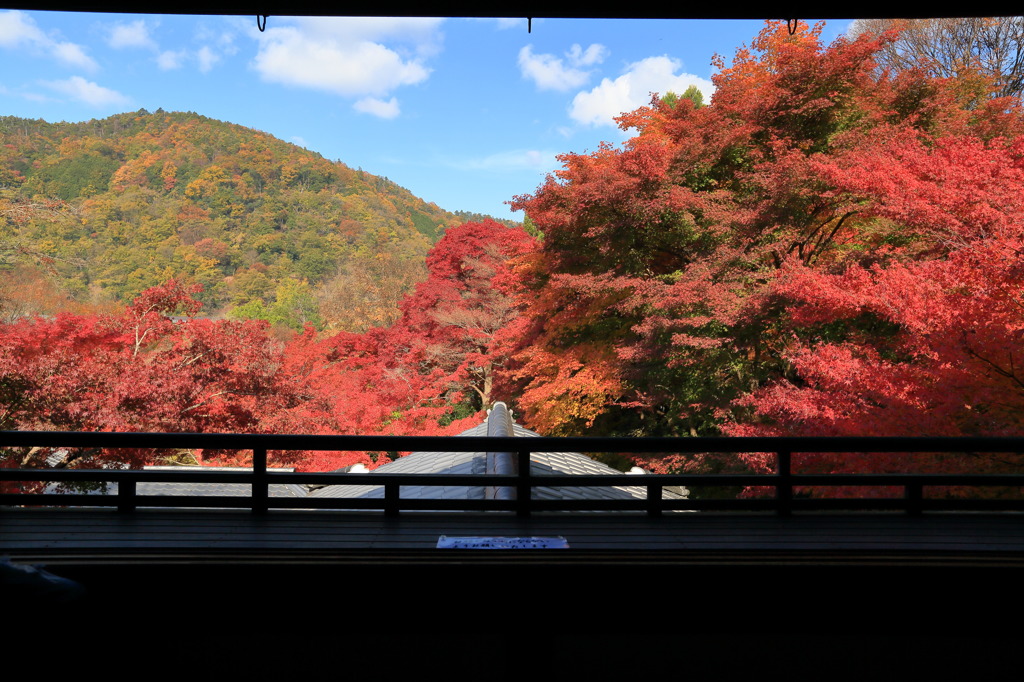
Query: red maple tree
0 279 295 471
274 220 535 449
509 20 1024 492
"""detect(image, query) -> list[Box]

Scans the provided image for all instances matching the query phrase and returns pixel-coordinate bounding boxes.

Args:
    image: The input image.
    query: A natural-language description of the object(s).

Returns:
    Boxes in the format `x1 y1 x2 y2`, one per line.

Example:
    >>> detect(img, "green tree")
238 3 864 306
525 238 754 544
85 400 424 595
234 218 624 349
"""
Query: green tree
662 85 705 109
232 279 322 332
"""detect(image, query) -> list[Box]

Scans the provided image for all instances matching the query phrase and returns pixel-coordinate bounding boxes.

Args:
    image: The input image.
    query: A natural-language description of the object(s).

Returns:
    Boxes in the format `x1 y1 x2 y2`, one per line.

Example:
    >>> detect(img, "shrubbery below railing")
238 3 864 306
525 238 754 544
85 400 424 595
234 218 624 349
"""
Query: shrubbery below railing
2 431 1023 515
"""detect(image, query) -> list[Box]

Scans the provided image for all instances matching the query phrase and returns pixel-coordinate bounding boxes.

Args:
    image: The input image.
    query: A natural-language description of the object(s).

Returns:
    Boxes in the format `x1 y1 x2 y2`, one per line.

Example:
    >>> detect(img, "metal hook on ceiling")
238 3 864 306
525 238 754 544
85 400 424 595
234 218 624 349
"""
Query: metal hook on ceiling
257 15 269 33
786 18 799 35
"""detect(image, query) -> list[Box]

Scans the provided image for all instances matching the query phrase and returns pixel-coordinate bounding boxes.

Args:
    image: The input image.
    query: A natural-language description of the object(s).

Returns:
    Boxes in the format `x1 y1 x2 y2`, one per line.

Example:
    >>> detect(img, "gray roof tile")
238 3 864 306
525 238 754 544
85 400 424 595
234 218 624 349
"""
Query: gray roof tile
310 406 687 504
58 466 309 500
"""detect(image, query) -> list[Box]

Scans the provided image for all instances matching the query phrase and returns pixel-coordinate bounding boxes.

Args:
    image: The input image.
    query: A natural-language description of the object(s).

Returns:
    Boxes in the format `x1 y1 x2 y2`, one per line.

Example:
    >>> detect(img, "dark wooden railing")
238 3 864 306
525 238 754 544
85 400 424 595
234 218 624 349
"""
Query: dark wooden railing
2 431 1023 515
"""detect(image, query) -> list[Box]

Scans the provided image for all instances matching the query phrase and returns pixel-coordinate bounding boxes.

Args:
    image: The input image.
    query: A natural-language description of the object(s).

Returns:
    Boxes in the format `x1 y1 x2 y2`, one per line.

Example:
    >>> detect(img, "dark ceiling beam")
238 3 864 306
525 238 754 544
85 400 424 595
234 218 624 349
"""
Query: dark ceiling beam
0 3 1020 20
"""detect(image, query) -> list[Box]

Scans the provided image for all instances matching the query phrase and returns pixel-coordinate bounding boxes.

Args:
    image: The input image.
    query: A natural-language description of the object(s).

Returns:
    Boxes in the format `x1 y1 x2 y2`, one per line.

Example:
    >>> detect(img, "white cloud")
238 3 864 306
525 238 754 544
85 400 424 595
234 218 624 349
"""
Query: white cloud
21 91 51 103
197 23 238 57
519 43 608 92
50 42 98 72
495 18 527 30
470 17 527 30
157 49 185 70
0 10 98 72
150 22 236 74
457 149 558 172
196 45 220 73
251 17 443 100
0 10 47 46
108 20 156 50
354 96 400 119
283 17 444 56
0 82 50 103
569 56 714 127
218 32 239 56
156 46 226 73
42 76 130 107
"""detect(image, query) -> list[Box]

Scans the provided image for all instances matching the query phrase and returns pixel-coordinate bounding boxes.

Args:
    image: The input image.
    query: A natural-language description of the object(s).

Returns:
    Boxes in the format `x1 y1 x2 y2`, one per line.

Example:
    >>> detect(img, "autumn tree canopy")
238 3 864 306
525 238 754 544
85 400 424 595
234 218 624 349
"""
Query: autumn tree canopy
293 219 534 437
508 17 1024 485
0 279 291 470
0 220 533 476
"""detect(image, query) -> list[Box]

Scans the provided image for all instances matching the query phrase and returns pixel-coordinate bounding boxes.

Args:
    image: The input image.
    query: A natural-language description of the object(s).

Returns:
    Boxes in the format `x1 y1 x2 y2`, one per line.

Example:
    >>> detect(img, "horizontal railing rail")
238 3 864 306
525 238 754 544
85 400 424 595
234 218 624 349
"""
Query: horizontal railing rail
2 431 1023 515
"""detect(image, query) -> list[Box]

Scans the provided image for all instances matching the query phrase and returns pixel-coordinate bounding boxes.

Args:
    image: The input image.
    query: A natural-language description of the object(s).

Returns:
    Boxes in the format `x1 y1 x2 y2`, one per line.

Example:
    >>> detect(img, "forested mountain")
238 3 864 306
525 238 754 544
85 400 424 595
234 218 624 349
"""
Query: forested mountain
0 110 508 330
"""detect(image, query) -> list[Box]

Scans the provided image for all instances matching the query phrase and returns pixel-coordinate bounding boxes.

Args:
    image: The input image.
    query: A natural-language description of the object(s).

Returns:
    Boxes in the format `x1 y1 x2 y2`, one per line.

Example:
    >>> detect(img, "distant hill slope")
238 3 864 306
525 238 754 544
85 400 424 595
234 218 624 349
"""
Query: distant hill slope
0 109 512 330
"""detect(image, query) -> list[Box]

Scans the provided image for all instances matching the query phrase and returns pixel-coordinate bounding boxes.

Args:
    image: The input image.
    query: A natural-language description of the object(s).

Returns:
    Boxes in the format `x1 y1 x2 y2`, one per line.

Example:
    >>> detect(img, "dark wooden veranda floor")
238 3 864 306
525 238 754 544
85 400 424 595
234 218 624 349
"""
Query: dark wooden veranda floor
4 507 1024 561
4 508 1023 675
5 509 1023 609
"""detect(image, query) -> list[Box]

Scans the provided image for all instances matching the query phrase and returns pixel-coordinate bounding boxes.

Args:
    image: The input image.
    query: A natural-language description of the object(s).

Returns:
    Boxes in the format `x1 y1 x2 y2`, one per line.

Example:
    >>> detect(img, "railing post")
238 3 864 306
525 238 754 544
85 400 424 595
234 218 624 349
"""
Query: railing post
906 481 923 516
777 451 792 517
118 478 136 514
647 483 663 517
517 450 531 517
252 447 268 514
385 482 399 517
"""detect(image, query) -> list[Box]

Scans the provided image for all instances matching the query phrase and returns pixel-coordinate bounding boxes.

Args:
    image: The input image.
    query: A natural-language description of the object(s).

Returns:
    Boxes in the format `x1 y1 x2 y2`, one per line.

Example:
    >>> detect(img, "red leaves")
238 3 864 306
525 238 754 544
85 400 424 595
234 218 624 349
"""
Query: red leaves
228 220 535 465
511 340 625 435
509 17 1024 461
366 220 535 416
733 136 1024 492
0 282 288 468
812 133 1024 246
752 237 1024 437
0 217 537 473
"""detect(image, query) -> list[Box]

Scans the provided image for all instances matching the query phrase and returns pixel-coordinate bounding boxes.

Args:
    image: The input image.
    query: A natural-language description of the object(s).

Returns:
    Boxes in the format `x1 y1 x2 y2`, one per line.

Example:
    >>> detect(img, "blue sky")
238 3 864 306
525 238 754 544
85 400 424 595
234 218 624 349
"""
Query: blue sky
0 12 855 219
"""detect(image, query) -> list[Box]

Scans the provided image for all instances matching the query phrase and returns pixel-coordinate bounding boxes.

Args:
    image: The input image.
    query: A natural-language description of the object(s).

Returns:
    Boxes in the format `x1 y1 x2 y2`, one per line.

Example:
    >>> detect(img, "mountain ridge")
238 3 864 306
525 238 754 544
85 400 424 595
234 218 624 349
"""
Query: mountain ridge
0 109 514 330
